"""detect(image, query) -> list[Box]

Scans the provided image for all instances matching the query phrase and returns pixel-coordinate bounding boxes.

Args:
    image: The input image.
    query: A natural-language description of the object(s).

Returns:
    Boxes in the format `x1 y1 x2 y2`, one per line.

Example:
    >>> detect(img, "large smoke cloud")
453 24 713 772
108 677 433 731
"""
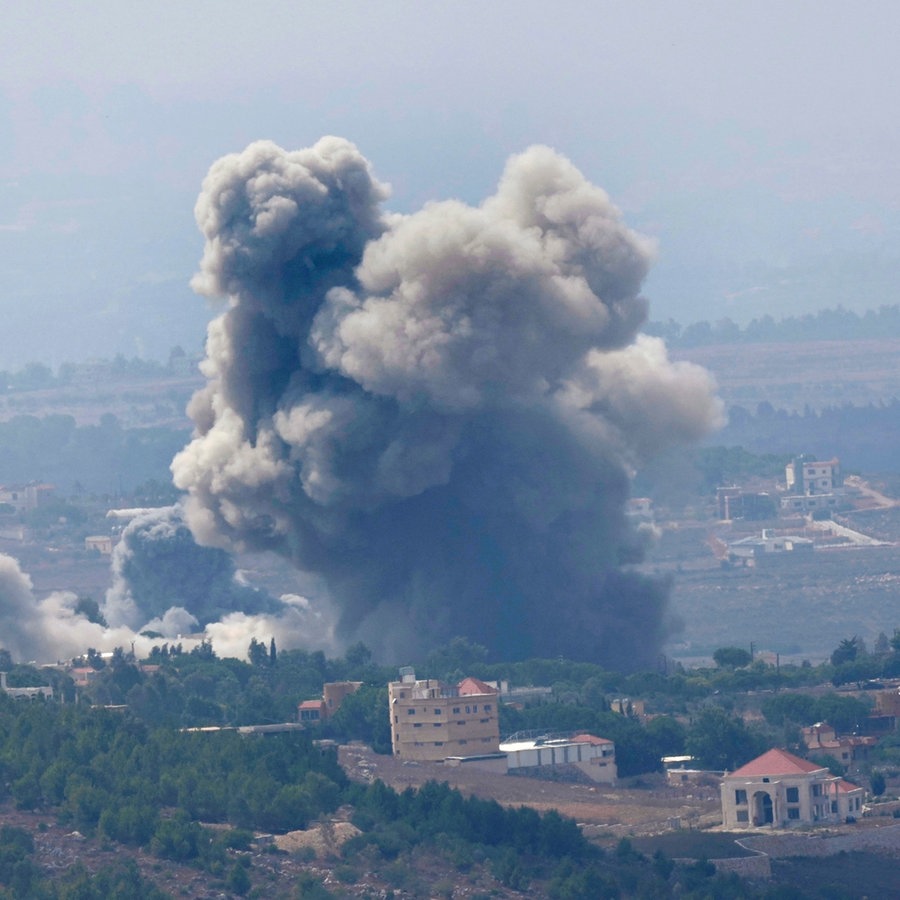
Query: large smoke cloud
172 137 722 670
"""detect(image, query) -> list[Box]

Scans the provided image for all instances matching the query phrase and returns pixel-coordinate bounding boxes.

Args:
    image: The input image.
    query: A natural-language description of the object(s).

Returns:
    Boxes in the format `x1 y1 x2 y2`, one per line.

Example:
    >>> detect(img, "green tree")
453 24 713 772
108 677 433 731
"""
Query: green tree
712 647 752 670
813 693 871 734
75 597 108 627
227 860 251 895
831 636 864 667
247 638 269 668
686 707 764 771
761 692 817 727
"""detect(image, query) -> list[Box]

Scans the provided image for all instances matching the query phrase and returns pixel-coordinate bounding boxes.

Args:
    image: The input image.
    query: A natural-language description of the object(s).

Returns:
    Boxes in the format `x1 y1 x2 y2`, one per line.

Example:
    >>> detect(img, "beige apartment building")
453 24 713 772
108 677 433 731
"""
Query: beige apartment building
388 667 500 761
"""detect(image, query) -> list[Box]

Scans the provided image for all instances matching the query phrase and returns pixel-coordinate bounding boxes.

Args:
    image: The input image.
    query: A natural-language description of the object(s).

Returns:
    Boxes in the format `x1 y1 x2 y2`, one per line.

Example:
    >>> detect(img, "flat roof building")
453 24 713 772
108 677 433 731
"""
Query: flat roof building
389 668 500 762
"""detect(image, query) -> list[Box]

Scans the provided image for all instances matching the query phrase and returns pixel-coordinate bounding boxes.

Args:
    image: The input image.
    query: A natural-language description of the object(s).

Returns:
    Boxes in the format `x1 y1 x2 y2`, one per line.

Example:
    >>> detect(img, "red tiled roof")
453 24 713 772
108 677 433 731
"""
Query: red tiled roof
729 748 825 778
298 700 324 710
457 677 497 696
837 779 862 793
571 733 613 746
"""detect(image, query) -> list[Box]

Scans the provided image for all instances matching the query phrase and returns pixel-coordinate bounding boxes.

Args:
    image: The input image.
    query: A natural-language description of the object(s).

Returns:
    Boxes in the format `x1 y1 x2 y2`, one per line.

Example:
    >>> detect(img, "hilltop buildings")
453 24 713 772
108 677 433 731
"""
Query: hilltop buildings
781 455 844 513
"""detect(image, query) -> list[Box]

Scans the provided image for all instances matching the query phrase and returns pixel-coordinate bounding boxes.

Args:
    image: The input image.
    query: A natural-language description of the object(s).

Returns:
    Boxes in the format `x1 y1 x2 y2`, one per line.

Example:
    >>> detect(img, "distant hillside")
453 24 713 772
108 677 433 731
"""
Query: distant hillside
646 304 900 348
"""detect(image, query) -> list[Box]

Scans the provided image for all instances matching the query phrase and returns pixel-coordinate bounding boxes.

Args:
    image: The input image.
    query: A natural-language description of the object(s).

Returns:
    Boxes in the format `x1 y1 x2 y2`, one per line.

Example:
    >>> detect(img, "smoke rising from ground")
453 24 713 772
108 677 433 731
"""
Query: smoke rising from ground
104 506 283 630
1 508 337 665
0 553 156 663
172 137 722 670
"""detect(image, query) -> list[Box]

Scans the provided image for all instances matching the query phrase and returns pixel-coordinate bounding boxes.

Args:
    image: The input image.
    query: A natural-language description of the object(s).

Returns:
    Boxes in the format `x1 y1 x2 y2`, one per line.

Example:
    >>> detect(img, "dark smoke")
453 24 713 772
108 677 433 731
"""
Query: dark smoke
104 507 282 632
173 137 721 670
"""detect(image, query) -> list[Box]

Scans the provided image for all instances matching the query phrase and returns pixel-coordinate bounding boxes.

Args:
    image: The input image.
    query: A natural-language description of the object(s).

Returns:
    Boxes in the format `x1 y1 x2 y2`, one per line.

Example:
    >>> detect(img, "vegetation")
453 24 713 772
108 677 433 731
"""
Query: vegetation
645 304 900 348
0 629 898 895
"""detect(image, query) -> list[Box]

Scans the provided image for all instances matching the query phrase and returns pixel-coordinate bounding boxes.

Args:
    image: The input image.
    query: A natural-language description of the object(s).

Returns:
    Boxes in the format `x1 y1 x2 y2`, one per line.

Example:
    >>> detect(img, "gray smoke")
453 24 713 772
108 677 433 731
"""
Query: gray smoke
0 552 158 663
104 506 283 631
0 553 51 661
173 137 722 670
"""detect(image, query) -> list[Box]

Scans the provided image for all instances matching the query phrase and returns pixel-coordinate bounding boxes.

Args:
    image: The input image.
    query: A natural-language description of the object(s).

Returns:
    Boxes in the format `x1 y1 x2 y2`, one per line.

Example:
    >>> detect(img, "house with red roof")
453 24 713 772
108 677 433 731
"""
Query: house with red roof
721 748 864 828
297 681 363 724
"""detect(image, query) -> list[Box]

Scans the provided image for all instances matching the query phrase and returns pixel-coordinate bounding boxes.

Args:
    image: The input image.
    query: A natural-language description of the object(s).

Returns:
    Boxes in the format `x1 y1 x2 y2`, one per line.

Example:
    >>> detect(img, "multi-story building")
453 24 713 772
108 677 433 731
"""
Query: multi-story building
388 667 500 761
785 456 842 496
0 482 55 513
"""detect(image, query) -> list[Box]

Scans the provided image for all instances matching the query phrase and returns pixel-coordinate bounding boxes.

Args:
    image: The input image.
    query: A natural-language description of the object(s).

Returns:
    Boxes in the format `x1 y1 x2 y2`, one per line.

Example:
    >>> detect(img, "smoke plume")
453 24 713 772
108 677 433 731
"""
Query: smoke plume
172 137 722 670
104 506 282 630
0 553 155 663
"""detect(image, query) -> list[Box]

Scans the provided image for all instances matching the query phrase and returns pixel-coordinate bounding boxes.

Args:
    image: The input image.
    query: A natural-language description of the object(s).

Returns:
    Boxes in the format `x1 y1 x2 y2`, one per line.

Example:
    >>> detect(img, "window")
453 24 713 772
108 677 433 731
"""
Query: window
472 705 478 713
413 723 421 728
434 709 442 715
433 723 442 727
465 706 471 713
812 784 822 797
762 777 770 783
484 704 492 712
788 808 800 820
786 787 799 803
736 810 749 823
735 789 747 805
434 741 443 746
407 709 416 715
459 739 467 745
452 707 460 714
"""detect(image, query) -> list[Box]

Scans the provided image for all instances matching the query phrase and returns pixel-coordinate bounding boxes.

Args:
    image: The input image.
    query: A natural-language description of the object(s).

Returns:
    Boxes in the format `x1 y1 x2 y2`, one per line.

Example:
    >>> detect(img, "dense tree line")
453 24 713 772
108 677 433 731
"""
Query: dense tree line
713 400 900 473
645 304 900 348
0 693 807 897
0 353 186 395
0 697 733 898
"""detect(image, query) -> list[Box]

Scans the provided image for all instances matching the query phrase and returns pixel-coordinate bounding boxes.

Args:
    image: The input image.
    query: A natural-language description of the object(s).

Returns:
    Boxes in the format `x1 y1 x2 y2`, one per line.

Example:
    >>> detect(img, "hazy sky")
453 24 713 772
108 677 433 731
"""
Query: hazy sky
2 1 899 367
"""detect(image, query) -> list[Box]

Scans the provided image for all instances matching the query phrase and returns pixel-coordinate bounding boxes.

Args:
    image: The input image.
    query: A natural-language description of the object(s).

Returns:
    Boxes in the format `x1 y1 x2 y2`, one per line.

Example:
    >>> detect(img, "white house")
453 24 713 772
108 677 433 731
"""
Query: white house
500 732 617 783
785 457 842 495
0 672 53 701
727 530 814 565
721 748 863 828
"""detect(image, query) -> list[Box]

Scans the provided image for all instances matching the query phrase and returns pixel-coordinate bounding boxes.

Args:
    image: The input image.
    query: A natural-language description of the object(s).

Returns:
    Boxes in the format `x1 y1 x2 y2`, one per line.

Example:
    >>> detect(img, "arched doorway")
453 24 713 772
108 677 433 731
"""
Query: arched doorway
752 790 774 826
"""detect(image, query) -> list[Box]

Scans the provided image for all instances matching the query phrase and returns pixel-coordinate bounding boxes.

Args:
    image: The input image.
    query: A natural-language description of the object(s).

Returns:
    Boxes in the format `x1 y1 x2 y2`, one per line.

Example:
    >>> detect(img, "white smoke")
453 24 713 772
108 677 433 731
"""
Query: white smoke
0 552 163 663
